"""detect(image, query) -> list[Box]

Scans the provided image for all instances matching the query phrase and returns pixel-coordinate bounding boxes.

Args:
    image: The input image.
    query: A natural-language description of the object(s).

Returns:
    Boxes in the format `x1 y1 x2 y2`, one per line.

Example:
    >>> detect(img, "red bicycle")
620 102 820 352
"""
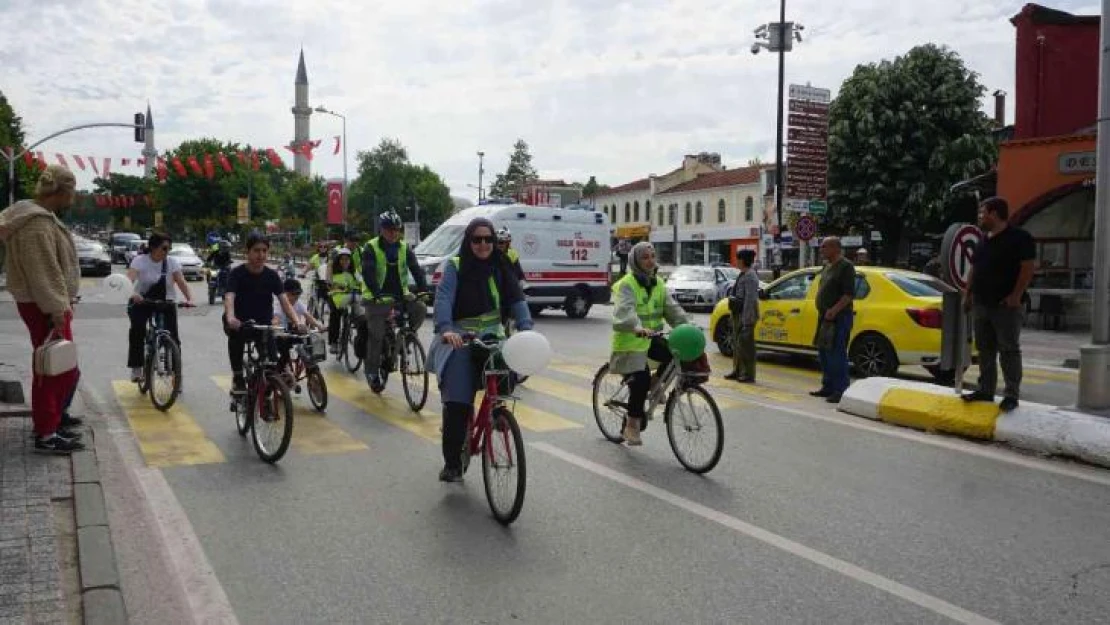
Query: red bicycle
457 334 527 525
280 330 329 412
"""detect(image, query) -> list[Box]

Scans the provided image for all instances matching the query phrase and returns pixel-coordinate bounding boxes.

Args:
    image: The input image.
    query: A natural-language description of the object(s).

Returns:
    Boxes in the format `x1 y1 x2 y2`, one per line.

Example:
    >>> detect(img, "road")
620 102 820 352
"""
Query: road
5 274 1110 624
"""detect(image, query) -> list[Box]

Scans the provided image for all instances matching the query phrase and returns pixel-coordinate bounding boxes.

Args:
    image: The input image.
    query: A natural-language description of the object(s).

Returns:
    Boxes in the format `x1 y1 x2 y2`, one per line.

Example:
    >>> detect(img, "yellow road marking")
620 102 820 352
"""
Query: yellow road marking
211 376 367 455
474 389 583 432
322 370 442 441
111 380 225 468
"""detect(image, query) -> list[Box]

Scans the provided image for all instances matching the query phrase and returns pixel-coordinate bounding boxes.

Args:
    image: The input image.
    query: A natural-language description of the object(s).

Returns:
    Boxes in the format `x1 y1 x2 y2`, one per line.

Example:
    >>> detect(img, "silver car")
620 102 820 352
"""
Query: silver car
169 244 205 281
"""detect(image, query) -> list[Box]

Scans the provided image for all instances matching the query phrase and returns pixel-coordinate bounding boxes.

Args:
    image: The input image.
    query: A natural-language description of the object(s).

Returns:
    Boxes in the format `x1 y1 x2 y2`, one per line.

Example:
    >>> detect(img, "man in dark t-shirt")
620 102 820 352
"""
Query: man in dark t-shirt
223 232 304 390
963 196 1036 411
811 237 856 403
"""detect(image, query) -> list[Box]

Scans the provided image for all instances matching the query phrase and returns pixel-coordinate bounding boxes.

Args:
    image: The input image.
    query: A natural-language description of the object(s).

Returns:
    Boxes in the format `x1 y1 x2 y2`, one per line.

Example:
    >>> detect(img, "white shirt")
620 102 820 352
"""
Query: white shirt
129 253 183 300
273 299 307 326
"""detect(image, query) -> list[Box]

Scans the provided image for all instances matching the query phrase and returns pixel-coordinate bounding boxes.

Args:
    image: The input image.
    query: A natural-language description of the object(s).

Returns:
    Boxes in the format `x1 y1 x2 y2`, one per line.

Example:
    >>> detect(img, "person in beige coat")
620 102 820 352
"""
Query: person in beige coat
0 165 85 453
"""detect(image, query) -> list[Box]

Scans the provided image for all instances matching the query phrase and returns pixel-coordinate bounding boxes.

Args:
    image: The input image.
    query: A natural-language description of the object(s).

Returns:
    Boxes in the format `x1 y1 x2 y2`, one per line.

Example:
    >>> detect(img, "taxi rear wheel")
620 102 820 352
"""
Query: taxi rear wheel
713 316 735 358
849 333 898 378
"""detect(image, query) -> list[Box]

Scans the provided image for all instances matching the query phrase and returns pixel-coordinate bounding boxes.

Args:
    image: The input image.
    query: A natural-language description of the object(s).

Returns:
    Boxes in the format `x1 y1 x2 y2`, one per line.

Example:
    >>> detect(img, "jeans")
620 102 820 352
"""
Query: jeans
817 312 853 396
625 338 673 419
17 303 79 437
730 314 756 379
973 304 1024 399
127 303 179 368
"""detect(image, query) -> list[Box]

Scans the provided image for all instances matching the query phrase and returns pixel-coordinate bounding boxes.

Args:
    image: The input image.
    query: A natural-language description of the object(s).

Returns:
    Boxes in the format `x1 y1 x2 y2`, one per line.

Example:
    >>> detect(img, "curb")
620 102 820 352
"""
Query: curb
72 443 129 624
838 377 1110 468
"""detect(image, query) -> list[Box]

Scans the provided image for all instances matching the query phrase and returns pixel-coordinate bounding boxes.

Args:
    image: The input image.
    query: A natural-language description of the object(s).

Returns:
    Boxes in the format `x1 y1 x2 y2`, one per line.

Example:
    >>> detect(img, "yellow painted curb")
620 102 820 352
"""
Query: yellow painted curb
877 388 1000 440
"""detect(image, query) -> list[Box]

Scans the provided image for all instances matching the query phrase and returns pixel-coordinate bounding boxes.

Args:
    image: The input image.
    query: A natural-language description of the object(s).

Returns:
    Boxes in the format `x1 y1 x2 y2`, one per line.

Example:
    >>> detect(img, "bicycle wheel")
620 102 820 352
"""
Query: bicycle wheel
148 334 182 411
306 367 328 412
664 384 724 474
137 339 152 394
400 333 428 412
482 406 526 525
344 321 362 373
250 373 295 463
591 364 627 443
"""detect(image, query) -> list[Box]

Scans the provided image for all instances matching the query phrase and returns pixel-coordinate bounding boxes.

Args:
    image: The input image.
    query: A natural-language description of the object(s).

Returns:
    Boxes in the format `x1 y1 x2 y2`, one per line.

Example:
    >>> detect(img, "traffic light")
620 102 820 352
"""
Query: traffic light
134 113 145 143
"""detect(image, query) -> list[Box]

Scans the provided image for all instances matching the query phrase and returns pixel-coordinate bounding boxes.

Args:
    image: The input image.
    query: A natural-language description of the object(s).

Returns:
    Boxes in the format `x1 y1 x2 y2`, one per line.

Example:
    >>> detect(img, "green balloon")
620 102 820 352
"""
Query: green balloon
668 324 706 361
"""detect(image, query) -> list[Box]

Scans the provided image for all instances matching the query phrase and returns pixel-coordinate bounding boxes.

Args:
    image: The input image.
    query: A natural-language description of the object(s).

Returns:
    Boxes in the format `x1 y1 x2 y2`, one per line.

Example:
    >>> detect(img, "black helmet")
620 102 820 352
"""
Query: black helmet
379 211 402 229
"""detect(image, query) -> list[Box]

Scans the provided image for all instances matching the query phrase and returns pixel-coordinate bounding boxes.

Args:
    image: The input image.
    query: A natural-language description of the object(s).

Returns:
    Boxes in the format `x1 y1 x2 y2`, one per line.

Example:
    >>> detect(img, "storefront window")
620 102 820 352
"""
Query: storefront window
710 240 731 265
656 242 674 264
681 242 704 265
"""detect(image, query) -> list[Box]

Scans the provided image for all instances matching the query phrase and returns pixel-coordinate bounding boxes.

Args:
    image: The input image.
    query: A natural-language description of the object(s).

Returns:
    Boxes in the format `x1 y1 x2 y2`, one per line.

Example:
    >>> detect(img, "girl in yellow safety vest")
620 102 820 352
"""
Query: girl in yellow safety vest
326 248 362 353
609 242 689 445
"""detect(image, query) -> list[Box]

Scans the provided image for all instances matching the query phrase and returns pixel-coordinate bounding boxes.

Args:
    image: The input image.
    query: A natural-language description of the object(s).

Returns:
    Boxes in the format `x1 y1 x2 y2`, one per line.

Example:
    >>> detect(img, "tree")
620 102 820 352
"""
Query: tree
827 44 997 263
348 138 453 236
489 139 538 198
93 173 157 229
582 176 599 198
280 174 326 225
0 90 36 204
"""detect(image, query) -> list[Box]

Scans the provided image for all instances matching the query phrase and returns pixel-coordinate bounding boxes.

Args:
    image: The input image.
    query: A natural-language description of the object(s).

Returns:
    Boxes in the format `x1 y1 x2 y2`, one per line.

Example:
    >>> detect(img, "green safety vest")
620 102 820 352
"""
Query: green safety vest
308 253 321 270
506 248 519 263
330 272 361 307
361 238 408 298
450 257 503 337
611 273 666 353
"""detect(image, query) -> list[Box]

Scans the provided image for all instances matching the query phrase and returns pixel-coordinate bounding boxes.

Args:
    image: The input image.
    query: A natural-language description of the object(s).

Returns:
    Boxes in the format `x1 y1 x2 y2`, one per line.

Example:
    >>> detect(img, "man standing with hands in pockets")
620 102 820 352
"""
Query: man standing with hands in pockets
724 249 760 383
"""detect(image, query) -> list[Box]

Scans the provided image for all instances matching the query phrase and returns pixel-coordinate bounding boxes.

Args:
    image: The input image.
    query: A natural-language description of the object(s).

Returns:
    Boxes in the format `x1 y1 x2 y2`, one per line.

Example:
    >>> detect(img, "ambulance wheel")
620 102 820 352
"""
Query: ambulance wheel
564 290 591 319
528 305 544 317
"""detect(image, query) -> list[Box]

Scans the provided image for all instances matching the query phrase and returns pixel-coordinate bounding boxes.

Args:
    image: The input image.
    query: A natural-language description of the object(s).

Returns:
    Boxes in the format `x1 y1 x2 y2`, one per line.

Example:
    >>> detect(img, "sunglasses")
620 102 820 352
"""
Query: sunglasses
470 235 495 245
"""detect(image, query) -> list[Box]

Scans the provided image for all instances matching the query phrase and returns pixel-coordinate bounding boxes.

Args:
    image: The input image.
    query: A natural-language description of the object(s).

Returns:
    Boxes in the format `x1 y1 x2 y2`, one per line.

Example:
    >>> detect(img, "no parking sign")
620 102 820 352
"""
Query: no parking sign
940 223 983 290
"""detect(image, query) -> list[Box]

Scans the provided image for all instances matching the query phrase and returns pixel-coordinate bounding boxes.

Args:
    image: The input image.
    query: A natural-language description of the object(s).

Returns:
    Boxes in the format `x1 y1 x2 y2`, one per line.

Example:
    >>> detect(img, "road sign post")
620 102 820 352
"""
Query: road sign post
939 223 983 394
794 215 817 242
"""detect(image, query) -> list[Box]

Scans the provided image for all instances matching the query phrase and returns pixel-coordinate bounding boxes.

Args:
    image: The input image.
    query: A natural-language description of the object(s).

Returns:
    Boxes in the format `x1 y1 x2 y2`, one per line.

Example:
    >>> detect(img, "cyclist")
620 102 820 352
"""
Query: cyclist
608 241 689 446
496 226 526 330
326 247 362 353
336 230 364 272
125 232 194 383
427 218 533 482
272 278 324 370
206 239 232 270
360 211 428 390
307 241 332 311
223 232 304 392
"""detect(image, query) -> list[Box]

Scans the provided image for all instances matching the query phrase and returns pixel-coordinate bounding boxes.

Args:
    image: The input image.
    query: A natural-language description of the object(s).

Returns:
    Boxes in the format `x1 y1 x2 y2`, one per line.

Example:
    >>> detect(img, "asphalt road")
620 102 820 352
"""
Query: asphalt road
5 275 1109 624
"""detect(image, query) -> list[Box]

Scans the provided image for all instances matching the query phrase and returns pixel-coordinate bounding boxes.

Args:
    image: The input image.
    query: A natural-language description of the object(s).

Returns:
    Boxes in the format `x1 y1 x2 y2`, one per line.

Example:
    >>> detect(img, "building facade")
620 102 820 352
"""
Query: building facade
590 155 767 266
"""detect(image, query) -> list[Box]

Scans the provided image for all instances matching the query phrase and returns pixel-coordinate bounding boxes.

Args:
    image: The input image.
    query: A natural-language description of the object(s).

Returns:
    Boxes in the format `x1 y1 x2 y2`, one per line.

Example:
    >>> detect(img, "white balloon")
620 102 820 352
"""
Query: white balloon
502 330 552 376
100 273 133 304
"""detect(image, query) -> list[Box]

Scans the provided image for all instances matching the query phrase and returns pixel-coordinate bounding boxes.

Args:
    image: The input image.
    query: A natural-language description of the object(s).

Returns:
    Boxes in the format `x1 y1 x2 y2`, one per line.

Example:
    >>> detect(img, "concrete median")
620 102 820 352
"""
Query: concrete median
838 376 1110 469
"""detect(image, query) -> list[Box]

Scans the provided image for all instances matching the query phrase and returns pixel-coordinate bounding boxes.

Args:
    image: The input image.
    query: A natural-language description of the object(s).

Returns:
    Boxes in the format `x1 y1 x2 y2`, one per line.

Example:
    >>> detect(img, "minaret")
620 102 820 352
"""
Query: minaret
141 103 156 178
291 49 312 177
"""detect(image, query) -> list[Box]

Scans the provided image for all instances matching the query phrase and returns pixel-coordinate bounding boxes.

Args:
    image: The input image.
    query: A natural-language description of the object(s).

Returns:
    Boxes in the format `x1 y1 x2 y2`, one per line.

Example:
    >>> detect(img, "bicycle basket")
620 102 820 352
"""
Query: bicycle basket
680 353 711 384
308 333 327 362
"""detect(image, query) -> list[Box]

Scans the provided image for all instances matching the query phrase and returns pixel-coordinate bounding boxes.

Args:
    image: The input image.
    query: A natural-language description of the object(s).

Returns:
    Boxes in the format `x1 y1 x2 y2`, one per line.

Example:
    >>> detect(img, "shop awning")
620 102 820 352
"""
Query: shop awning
615 224 652 239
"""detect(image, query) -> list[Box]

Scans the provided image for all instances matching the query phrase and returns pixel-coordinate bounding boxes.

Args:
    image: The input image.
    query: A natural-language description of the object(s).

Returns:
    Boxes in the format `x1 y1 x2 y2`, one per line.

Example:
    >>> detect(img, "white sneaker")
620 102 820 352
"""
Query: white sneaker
130 367 142 382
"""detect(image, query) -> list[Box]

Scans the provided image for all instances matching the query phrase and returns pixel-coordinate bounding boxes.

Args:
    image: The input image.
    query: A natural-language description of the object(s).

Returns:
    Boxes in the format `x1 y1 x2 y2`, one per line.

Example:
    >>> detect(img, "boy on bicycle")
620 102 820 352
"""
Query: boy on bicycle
224 232 304 392
609 242 689 445
272 278 324 372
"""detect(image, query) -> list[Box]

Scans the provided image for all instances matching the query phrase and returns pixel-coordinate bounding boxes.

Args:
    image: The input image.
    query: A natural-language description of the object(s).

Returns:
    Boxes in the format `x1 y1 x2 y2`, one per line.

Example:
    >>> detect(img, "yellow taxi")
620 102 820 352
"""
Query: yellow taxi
708 266 958 381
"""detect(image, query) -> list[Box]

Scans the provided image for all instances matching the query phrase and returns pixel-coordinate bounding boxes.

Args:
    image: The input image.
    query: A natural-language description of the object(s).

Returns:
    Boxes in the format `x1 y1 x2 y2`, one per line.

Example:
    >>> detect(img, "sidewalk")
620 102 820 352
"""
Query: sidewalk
0 323 126 624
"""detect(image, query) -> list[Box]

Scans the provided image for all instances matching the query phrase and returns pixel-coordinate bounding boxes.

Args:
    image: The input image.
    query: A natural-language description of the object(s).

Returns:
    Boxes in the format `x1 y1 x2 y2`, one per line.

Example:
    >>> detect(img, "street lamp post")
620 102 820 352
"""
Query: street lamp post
477 151 485 203
314 106 347 225
2 122 143 205
753 1 804 278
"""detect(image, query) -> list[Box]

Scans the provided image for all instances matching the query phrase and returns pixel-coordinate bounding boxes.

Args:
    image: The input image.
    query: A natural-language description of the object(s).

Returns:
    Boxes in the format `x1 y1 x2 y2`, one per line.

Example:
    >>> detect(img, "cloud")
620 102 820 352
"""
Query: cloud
0 0 1085 198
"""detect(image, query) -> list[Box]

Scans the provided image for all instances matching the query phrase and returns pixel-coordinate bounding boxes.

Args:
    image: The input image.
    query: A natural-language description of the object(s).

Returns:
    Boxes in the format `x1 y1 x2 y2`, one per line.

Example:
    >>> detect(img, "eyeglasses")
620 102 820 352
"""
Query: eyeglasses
470 236 495 245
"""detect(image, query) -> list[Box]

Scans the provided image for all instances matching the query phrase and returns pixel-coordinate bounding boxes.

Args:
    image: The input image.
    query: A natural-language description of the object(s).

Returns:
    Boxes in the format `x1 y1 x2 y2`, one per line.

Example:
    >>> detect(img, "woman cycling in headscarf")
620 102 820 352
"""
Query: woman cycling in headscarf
427 218 533 482
609 241 689 445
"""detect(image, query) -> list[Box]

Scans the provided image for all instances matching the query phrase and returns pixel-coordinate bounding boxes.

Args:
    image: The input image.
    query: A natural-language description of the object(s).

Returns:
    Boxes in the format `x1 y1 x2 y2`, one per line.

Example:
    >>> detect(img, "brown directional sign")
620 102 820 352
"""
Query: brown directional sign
788 113 828 129
788 100 829 115
789 127 828 142
788 157 828 170
787 183 828 197
787 142 827 157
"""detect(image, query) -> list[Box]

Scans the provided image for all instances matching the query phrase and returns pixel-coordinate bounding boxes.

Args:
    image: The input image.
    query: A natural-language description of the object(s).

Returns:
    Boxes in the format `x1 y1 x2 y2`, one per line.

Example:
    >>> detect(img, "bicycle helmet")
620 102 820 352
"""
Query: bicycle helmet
379 211 403 229
496 226 512 243
335 247 352 257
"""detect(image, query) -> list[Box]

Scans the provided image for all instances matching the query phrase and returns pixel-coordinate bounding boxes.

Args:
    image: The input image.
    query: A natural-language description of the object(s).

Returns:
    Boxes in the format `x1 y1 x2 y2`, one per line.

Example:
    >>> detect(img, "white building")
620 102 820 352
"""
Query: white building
590 156 770 266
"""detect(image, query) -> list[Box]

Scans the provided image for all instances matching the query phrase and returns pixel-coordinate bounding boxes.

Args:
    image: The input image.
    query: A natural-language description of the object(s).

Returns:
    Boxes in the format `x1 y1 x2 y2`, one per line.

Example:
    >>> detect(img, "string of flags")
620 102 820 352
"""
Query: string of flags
1 135 342 180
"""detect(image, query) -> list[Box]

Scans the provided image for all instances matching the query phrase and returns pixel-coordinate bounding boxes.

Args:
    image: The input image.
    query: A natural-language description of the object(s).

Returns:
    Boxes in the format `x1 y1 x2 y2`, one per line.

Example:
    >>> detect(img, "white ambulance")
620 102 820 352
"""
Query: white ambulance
415 202 611 318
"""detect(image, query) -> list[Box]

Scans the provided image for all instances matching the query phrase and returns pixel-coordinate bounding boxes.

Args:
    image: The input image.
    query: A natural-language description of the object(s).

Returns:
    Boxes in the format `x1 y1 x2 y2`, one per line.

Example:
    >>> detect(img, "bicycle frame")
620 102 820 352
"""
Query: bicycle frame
465 341 518 464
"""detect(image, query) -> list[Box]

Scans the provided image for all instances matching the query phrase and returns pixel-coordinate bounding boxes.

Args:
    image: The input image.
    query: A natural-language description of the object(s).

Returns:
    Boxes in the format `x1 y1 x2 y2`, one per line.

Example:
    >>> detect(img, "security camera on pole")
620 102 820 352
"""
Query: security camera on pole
752 1 805 278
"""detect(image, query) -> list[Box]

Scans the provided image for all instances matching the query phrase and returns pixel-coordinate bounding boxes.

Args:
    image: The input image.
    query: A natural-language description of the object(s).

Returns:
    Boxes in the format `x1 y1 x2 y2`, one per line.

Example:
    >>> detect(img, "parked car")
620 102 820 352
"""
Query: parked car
123 240 146 266
169 243 205 281
75 237 112 277
109 232 142 264
708 265 960 381
665 265 737 311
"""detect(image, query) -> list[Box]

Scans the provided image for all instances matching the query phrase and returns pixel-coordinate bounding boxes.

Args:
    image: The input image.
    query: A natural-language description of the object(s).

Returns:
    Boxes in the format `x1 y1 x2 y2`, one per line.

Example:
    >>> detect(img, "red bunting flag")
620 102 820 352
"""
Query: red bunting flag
157 158 168 182
203 153 215 179
333 135 341 155
35 152 47 171
56 154 68 168
217 152 232 173
88 158 98 175
186 155 203 176
101 158 111 177
265 148 283 168
22 151 34 168
172 158 187 177
73 156 86 171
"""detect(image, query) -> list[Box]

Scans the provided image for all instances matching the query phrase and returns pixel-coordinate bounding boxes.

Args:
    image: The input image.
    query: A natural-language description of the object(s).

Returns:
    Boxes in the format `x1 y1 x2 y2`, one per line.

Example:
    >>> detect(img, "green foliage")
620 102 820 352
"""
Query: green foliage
489 139 538 198
827 44 997 262
92 173 156 228
348 138 453 236
0 90 36 204
280 174 327 225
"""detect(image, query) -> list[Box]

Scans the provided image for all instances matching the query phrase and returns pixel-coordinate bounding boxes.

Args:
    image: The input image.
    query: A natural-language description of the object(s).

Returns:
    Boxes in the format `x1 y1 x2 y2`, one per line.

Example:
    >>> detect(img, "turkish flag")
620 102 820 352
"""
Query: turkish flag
326 181 344 225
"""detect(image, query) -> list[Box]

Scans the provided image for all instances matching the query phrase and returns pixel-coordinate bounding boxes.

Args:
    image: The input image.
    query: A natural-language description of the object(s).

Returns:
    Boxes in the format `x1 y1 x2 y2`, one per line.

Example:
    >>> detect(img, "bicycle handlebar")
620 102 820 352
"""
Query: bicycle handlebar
139 299 195 309
459 333 503 350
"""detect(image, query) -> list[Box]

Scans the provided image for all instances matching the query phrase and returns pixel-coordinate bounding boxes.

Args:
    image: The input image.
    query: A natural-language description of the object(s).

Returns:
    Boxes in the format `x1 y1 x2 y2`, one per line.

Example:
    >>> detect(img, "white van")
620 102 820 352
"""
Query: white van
415 203 611 318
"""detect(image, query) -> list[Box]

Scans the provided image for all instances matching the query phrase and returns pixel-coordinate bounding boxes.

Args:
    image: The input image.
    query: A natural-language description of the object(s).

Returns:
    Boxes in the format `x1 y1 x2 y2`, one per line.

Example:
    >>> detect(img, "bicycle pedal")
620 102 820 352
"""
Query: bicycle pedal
294 385 302 394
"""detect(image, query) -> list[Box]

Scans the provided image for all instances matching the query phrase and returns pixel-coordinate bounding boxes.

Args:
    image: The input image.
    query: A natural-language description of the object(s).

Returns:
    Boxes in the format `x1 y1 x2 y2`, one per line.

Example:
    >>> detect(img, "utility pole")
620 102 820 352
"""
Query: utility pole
477 151 485 203
1078 0 1110 410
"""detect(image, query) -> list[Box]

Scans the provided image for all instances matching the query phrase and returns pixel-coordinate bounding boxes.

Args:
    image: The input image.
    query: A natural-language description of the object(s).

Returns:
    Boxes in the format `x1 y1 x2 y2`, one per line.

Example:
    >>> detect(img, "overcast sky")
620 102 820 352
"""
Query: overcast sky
0 0 1100 200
